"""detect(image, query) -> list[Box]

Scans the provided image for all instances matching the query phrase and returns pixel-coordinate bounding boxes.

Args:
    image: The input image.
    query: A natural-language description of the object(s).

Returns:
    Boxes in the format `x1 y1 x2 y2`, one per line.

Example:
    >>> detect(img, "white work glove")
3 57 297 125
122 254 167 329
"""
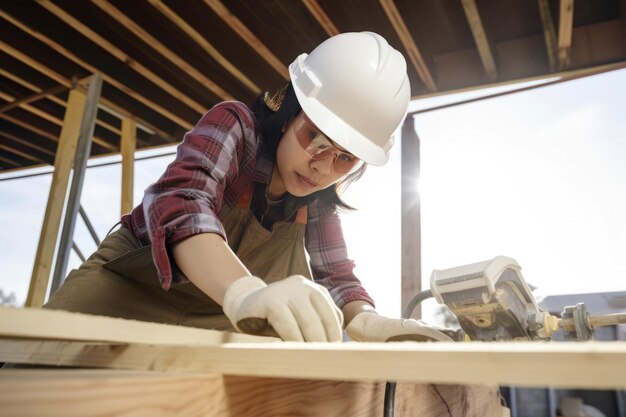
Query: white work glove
223 275 344 342
345 312 454 342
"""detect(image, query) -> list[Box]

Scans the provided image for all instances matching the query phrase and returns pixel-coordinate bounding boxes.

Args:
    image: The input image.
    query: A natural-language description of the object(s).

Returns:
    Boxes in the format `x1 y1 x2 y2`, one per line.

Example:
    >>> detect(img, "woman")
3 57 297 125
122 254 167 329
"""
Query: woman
45 32 451 343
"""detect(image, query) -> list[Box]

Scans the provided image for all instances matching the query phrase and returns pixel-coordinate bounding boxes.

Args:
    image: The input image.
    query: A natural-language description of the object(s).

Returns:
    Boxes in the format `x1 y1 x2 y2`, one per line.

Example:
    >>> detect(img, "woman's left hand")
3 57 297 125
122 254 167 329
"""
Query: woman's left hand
345 312 453 342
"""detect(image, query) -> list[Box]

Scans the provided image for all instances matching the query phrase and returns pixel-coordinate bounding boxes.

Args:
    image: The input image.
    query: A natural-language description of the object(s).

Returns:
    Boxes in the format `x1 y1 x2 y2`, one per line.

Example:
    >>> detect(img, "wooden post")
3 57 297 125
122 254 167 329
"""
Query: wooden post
26 88 87 308
401 116 421 318
120 118 136 216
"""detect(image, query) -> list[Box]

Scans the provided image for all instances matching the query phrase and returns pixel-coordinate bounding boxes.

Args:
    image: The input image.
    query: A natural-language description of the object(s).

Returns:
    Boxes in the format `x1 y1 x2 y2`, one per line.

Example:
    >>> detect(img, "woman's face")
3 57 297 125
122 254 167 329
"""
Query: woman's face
270 112 360 198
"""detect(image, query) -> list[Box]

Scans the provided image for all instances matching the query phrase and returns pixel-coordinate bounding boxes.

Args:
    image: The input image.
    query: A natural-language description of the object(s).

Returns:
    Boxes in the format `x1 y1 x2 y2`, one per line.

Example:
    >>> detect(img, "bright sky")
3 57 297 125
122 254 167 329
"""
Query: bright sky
1 68 625 325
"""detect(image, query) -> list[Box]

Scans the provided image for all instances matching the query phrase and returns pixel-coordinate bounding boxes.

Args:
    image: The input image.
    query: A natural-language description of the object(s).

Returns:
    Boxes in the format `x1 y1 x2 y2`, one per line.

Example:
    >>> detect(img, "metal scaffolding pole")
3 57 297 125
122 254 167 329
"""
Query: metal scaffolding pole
49 74 103 295
79 205 100 246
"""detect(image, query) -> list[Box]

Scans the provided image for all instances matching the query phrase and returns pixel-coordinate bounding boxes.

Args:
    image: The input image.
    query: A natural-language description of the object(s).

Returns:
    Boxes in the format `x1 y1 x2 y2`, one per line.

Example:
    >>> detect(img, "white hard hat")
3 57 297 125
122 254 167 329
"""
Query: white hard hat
289 32 410 166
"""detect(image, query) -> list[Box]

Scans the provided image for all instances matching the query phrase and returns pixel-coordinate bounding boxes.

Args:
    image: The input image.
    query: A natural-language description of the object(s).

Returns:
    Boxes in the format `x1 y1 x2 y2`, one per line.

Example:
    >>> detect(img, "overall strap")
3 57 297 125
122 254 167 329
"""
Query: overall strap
238 182 308 225
294 205 308 225
236 184 253 209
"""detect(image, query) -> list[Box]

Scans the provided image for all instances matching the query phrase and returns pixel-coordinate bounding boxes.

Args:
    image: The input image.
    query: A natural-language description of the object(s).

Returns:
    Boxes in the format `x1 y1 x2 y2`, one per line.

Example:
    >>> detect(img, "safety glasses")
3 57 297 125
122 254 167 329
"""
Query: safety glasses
292 113 361 174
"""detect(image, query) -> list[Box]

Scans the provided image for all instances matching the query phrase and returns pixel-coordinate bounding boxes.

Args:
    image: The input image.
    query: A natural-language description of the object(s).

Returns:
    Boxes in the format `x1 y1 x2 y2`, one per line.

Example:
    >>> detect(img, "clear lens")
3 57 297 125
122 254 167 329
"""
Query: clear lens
292 114 360 174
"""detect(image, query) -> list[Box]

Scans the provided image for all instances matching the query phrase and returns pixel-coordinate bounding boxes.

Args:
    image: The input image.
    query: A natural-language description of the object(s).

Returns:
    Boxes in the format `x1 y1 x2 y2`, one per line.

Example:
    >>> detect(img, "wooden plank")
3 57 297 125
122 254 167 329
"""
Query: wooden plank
204 0 289 80
0 306 272 345
302 0 340 36
90 0 234 102
558 0 574 70
538 0 559 71
0 370 502 417
379 0 437 92
2 308 626 389
460 0 498 82
120 117 136 215
1 336 625 389
25 2 196 129
25 89 86 307
148 0 261 95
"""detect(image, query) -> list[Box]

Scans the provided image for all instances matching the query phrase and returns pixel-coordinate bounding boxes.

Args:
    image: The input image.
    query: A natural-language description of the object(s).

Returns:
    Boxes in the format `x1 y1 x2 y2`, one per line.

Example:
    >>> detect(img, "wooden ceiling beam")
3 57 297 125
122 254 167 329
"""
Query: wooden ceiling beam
0 90 117 152
0 68 121 137
460 0 498 82
558 0 574 70
379 0 437 92
0 39 70 88
0 130 55 157
0 113 59 142
0 142 46 164
0 40 176 143
21 3 195 130
0 68 67 108
302 0 340 37
0 154 21 167
90 0 234 102
148 0 261 95
204 0 289 80
538 0 559 72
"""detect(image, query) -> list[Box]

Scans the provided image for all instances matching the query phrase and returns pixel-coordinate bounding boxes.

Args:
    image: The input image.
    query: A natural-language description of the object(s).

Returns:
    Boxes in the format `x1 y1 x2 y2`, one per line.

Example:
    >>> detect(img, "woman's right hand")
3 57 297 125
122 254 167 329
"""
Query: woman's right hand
222 275 344 342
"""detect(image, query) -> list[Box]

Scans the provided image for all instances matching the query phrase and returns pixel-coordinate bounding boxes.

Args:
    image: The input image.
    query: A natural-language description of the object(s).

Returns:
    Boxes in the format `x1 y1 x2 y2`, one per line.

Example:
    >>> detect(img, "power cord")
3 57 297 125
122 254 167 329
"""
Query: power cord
383 289 435 417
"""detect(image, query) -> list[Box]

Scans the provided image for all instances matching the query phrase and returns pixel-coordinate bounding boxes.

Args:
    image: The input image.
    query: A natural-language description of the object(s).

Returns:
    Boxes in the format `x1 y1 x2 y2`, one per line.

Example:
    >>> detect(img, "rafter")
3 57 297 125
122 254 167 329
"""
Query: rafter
22 2 195 129
558 0 574 70
0 113 59 142
379 0 437 92
90 0 234 102
460 0 497 82
538 0 559 71
302 0 340 37
0 154 21 167
0 130 55 157
0 143 45 163
204 0 288 80
0 69 122 137
148 0 261 95
0 41 176 143
0 90 116 151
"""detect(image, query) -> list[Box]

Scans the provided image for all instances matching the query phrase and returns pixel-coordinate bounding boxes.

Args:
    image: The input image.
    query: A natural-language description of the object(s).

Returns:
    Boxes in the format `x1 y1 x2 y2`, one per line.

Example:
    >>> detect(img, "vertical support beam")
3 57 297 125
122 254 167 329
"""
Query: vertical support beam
49 74 103 296
26 89 87 307
558 0 574 70
401 116 421 318
120 118 136 216
538 0 559 72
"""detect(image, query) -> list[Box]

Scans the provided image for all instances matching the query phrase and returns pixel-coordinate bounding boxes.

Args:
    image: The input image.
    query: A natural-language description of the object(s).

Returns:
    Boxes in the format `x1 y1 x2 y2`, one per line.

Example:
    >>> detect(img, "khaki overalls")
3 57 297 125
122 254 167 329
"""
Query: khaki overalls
45 187 311 330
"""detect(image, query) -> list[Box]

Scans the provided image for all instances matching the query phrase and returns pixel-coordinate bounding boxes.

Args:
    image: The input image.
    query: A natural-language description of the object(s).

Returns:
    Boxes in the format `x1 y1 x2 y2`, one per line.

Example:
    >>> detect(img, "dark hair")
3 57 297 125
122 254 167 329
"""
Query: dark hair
251 83 367 215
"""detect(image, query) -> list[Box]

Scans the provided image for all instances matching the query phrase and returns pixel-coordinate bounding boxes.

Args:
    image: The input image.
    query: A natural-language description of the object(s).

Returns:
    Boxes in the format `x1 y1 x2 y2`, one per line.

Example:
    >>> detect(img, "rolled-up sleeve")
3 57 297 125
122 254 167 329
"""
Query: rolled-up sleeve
142 102 257 289
306 203 376 309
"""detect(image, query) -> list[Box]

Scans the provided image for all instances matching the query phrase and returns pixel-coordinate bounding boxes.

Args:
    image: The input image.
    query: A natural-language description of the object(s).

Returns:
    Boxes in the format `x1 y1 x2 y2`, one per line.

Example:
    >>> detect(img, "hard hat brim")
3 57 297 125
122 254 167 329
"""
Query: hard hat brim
290 69 390 166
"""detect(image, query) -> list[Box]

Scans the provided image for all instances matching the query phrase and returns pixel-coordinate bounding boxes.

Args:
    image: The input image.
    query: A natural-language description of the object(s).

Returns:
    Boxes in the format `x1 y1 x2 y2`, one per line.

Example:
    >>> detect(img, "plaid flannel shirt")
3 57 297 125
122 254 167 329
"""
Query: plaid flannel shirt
121 101 374 309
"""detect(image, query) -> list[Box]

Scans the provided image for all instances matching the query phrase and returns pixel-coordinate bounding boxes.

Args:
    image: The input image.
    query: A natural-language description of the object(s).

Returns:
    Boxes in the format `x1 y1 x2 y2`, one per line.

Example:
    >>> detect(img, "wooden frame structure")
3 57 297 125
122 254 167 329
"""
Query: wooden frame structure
2 4 626 413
